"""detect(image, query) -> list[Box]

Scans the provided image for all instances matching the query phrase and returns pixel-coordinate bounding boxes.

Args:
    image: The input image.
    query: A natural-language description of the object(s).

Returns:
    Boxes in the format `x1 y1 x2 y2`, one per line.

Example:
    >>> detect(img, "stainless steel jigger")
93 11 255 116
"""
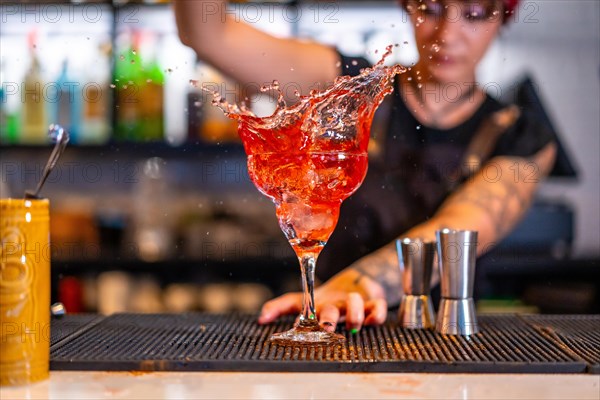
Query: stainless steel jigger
396 238 436 329
435 229 479 335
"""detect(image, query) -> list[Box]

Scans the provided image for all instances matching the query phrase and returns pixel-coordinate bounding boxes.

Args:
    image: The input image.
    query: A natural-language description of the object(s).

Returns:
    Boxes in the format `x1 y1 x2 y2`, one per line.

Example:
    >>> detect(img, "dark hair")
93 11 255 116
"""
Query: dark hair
399 0 520 24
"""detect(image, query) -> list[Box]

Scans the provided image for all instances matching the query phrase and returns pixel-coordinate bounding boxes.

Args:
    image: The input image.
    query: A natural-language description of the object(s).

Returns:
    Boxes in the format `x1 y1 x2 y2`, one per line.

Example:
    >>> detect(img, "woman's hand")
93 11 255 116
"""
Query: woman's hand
258 268 389 332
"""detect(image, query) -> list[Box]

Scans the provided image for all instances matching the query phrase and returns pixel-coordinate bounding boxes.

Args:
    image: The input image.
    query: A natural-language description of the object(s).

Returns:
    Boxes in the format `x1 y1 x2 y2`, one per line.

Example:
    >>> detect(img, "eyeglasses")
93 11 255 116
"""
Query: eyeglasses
407 0 504 23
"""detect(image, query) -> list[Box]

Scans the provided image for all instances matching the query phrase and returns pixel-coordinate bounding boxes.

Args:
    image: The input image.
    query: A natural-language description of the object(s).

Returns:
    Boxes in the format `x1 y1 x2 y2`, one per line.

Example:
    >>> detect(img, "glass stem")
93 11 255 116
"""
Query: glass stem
299 252 318 326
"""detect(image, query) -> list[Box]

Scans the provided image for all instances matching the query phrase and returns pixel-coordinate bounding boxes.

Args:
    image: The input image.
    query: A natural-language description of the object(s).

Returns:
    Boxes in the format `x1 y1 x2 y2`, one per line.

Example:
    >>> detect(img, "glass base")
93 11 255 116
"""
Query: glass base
269 318 345 345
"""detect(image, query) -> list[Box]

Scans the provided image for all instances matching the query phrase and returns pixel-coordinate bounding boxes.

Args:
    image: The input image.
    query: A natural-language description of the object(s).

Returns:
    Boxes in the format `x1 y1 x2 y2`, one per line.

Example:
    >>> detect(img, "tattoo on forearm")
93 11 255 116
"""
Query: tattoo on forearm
496 179 529 235
350 243 402 306
443 161 533 238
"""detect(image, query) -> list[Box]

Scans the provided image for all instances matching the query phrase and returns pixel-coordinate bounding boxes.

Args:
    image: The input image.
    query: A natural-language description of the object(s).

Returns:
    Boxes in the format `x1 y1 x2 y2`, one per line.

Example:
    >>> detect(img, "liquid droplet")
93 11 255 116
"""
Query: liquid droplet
431 44 440 53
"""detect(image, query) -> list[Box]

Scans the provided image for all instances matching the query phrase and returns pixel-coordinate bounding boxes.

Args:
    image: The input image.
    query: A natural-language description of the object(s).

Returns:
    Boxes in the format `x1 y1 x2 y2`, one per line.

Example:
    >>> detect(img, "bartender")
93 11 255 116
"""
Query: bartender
174 0 556 332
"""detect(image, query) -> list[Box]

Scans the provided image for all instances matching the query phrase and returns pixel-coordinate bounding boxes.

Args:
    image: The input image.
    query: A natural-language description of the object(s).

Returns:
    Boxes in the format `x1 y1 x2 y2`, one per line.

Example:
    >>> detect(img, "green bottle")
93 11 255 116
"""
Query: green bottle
0 56 21 144
139 53 164 141
114 33 144 141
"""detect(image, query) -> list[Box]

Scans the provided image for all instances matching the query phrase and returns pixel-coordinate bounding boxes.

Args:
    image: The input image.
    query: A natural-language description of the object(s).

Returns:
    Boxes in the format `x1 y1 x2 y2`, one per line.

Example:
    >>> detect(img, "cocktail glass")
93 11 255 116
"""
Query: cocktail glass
248 150 368 344
206 48 404 344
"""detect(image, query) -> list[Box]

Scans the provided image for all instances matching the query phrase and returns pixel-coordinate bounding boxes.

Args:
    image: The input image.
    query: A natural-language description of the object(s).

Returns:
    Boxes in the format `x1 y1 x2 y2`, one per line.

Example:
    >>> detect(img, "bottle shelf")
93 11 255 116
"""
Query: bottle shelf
0 140 245 156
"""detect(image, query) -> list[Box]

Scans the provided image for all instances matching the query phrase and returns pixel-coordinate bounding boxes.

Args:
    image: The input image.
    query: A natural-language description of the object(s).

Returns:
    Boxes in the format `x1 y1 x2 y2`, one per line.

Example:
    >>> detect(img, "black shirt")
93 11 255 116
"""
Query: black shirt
317 54 555 281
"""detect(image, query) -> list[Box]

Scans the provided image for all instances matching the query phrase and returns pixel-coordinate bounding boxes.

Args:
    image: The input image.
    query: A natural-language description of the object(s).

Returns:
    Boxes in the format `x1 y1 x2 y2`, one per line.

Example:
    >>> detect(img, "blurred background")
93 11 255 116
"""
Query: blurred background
1 0 598 315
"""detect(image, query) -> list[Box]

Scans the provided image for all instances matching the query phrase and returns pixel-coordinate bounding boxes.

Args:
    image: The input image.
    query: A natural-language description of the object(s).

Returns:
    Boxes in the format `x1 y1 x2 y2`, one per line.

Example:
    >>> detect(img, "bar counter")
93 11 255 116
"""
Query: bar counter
3 371 599 399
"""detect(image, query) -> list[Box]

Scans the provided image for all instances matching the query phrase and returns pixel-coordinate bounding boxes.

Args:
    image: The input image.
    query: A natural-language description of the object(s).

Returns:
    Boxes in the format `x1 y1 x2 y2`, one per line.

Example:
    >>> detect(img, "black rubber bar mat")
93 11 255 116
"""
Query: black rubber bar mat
521 315 600 374
50 313 588 373
51 314 105 346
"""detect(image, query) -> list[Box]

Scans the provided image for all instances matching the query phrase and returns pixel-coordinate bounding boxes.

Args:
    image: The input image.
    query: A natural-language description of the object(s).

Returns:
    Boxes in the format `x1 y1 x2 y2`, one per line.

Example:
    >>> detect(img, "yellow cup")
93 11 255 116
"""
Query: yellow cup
0 198 50 386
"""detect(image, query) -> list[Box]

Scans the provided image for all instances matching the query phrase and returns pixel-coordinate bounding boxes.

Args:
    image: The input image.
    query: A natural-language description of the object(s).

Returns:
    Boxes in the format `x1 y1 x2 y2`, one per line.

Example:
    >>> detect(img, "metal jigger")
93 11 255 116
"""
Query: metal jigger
396 238 436 329
435 229 479 336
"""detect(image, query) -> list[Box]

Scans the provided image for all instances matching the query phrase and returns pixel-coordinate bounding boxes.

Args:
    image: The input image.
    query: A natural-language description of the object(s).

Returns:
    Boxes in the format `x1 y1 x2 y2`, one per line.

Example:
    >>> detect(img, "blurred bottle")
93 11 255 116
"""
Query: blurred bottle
197 283 234 313
58 276 83 314
0 56 21 145
22 31 47 144
187 90 203 142
114 31 165 142
81 275 98 312
80 40 110 145
0 88 20 145
164 283 197 312
161 33 196 146
138 34 164 141
114 31 143 141
131 157 174 262
97 271 131 315
0 76 7 144
50 60 82 143
187 63 204 142
129 276 164 313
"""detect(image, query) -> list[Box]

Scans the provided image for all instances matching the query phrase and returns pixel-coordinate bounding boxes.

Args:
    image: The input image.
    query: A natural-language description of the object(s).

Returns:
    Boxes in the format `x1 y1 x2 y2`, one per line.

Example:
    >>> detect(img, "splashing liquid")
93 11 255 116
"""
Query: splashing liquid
200 46 404 344
202 47 404 253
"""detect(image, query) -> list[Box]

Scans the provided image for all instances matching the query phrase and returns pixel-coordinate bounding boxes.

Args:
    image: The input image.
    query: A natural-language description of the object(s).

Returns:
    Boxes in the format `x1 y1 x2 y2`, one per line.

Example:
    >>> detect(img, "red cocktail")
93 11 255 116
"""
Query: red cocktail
204 47 404 344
